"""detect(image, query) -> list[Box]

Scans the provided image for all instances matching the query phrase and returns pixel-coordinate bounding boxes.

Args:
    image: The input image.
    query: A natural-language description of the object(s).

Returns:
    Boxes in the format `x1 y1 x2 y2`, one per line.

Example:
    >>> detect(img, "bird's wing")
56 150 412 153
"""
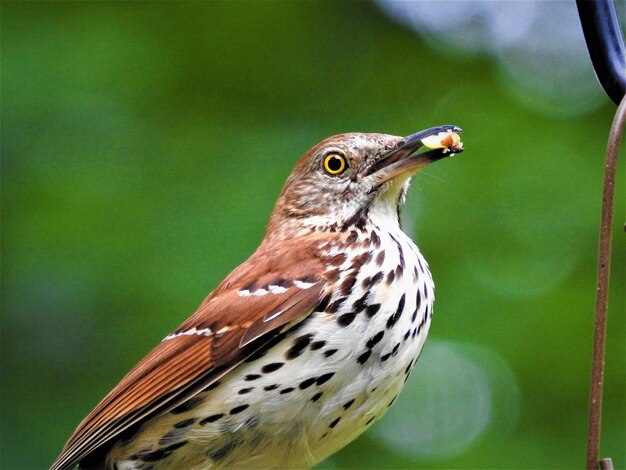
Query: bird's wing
51 236 332 470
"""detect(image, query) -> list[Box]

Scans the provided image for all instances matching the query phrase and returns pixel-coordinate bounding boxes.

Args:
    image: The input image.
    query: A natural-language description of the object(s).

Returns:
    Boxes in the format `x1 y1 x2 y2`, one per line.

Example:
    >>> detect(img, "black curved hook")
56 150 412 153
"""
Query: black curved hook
576 0 626 106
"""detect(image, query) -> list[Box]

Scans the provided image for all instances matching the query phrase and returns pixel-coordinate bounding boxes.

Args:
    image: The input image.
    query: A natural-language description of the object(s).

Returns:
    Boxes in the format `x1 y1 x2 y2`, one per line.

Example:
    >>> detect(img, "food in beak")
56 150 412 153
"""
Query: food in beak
421 131 463 154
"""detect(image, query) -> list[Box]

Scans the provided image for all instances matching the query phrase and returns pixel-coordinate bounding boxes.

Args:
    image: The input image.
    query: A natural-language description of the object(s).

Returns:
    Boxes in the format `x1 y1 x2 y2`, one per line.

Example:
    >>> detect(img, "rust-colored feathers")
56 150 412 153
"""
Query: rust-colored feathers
51 235 332 470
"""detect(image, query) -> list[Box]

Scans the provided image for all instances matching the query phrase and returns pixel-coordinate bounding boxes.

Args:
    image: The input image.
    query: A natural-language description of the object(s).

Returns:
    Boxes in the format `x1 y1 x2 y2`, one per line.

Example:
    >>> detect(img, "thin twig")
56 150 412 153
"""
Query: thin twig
586 94 626 470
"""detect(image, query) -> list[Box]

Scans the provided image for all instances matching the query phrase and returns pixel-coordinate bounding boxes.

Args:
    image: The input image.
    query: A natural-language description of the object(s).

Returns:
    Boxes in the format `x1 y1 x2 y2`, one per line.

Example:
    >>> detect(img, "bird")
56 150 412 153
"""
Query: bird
51 125 463 470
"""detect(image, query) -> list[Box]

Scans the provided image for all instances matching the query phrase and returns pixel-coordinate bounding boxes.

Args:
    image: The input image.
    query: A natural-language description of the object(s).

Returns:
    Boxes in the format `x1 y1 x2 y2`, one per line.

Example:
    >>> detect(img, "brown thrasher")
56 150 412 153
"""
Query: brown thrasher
51 126 463 470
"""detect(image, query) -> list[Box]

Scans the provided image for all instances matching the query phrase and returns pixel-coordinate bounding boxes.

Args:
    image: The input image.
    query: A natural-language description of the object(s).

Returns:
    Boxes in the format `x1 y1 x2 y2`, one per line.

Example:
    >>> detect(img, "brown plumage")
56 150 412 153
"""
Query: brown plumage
51 126 463 470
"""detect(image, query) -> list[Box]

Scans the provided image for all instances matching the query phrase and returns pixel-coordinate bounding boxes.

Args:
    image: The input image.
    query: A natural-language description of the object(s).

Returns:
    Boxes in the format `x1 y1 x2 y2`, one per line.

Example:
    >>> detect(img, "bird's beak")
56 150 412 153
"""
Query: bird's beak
365 125 463 185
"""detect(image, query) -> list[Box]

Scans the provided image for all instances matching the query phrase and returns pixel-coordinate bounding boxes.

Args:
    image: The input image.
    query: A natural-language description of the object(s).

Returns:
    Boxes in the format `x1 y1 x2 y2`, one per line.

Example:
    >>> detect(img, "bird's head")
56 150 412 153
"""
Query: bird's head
267 126 463 239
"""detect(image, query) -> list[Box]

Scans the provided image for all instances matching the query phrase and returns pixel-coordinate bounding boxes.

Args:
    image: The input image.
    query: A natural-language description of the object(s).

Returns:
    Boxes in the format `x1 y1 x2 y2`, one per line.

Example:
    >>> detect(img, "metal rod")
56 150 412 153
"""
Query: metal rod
586 94 626 469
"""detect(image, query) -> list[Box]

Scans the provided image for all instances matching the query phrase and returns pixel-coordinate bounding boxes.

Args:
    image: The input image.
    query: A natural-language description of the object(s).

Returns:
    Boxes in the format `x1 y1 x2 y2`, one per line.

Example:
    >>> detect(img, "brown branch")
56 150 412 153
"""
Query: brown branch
586 94 626 470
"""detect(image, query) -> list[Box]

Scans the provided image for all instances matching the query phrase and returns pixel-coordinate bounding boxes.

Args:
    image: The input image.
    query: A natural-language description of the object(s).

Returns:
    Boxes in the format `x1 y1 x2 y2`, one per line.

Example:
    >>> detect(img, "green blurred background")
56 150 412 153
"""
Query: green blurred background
2 2 624 469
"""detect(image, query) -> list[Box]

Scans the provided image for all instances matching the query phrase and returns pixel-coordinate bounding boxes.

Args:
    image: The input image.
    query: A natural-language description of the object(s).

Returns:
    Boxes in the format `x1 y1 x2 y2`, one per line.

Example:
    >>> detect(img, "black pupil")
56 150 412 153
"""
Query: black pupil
327 156 343 172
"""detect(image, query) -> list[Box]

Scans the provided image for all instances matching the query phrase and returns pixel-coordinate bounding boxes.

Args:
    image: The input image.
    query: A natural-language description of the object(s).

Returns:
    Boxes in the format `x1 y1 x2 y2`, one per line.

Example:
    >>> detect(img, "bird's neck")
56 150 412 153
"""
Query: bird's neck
264 200 403 245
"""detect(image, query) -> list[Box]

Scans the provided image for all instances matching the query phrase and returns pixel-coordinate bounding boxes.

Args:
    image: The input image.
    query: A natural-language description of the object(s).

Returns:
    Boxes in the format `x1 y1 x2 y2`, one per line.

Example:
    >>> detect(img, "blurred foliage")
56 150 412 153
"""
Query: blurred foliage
1 2 624 469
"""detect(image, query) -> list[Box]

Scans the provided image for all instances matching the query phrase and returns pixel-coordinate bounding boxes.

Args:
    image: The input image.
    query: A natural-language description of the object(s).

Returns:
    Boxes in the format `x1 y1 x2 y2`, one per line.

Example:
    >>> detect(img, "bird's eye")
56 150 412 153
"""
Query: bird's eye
323 153 347 175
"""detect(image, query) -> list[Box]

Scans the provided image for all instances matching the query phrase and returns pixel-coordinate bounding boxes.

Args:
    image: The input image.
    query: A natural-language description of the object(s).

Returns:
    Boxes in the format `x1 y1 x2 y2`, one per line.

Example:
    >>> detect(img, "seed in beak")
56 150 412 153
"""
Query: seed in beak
421 131 463 154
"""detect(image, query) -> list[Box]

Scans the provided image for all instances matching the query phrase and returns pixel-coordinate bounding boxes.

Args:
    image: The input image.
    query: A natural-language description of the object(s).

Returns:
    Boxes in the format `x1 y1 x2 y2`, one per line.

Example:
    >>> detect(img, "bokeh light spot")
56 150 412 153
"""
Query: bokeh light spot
375 1 604 117
370 340 520 460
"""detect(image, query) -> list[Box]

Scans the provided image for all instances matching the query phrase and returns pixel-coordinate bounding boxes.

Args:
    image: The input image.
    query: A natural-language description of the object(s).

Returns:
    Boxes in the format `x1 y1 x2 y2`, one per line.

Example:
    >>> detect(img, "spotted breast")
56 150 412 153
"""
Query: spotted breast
107 211 434 469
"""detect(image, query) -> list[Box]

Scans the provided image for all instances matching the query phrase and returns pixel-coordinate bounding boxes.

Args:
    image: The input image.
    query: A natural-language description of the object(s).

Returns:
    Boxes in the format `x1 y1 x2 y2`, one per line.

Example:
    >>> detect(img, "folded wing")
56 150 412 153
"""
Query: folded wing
51 236 331 470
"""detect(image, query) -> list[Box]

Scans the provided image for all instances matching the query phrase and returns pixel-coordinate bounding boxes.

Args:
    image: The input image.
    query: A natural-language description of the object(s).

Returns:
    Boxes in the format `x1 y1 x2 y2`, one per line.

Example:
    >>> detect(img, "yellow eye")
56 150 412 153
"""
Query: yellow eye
323 153 347 175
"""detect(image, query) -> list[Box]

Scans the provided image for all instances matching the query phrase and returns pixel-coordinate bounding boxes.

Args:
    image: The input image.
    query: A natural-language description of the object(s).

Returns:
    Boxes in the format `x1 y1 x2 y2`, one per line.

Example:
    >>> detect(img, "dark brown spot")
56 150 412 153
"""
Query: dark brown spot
340 272 358 296
230 404 249 415
375 250 385 266
315 293 332 313
327 297 346 314
324 349 338 357
244 374 261 381
269 278 291 288
388 396 398 407
381 352 391 362
367 271 384 289
392 342 400 356
241 280 258 292
343 399 355 410
316 372 334 385
397 245 405 268
351 251 373 268
199 413 224 425
311 392 323 402
297 275 317 284
357 350 371 364
280 387 295 394
386 294 406 329
286 333 313 359
238 387 254 395
395 264 404 278
173 418 196 429
366 331 384 349
366 416 376 425
347 230 358 244
262 362 284 373
371 230 381 248
171 396 204 414
329 417 341 428
352 293 369 312
264 384 279 391
299 378 316 389
403 330 411 341
337 312 356 327
386 270 395 284
310 340 326 350
365 304 381 318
